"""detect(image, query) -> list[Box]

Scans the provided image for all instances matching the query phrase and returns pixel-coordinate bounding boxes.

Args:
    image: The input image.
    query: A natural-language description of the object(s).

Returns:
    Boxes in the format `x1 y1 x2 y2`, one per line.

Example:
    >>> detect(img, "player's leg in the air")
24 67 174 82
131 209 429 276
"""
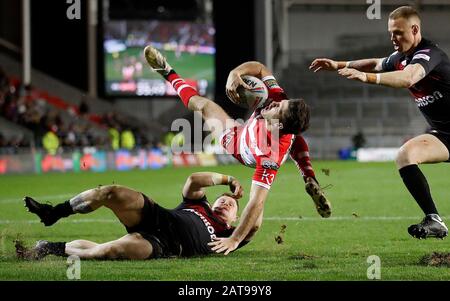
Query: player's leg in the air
24 185 146 227
144 45 238 139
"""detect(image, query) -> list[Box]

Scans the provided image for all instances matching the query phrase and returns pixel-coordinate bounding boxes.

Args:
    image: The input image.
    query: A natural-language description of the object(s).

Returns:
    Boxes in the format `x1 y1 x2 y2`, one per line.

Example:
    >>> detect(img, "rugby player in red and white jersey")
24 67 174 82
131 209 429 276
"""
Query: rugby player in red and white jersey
143 45 329 254
225 61 331 218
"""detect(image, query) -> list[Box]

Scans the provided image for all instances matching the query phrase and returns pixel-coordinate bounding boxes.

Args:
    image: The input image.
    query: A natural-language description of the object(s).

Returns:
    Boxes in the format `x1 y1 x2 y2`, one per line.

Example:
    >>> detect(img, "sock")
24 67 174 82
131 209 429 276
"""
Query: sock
290 135 317 183
47 242 67 257
52 200 75 219
399 164 439 215
165 70 199 107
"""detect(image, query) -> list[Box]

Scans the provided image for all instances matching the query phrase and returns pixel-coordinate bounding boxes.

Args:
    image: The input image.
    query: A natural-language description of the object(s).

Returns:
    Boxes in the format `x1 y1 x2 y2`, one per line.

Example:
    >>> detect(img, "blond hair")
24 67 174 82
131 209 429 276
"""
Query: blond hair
389 6 421 21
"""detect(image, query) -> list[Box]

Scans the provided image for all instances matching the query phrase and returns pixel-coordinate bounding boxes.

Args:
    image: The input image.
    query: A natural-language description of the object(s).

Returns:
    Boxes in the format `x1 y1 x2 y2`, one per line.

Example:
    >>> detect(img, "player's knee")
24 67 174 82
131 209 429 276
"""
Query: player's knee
396 146 418 167
98 185 122 203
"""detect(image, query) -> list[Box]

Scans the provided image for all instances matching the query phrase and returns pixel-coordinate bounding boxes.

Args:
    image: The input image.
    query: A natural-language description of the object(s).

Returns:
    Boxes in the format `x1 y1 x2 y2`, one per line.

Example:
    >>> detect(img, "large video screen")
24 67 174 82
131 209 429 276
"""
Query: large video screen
103 20 215 97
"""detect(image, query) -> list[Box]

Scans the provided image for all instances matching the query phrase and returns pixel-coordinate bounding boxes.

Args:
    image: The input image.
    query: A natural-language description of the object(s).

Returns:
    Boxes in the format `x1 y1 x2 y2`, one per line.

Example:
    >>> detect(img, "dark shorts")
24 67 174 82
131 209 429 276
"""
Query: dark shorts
125 195 214 259
428 129 450 162
125 195 182 259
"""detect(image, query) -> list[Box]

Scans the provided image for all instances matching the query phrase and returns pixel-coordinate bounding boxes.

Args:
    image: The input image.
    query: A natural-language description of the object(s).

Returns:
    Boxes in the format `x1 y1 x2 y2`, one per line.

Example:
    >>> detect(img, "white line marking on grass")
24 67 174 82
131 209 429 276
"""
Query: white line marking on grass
0 219 116 224
1 216 449 224
264 216 450 221
0 194 75 204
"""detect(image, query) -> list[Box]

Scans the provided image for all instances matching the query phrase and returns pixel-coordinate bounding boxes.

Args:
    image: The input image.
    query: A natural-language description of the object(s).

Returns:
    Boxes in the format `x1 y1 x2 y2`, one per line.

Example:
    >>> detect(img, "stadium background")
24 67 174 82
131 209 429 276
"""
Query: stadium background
1 0 450 281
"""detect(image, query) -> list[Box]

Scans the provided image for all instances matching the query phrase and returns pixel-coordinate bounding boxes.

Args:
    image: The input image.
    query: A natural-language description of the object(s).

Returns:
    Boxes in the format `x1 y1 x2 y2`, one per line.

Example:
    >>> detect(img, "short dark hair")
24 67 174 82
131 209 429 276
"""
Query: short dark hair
280 99 310 134
216 193 240 210
389 6 420 21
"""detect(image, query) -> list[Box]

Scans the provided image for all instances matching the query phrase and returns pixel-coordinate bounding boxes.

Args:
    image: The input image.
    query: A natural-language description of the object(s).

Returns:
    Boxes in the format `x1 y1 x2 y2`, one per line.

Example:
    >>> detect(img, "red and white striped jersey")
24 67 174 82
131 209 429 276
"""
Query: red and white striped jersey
221 75 295 189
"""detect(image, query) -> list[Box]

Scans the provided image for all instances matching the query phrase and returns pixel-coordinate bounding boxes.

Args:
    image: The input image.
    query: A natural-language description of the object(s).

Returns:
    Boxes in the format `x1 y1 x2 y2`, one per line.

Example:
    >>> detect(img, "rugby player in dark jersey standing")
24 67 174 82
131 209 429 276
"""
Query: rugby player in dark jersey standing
18 172 251 260
310 6 449 239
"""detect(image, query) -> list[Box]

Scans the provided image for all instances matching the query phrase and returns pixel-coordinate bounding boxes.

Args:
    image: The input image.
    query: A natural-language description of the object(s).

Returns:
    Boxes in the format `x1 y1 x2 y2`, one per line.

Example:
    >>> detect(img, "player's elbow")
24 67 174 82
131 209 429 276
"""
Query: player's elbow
246 61 265 69
186 173 203 186
244 61 270 77
402 71 417 88
396 77 415 89
404 78 416 88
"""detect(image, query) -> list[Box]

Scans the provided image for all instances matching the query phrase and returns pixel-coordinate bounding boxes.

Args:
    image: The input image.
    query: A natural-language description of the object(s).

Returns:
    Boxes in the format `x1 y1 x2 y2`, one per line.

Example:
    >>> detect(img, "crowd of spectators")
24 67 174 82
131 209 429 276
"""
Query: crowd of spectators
106 20 215 50
0 66 152 155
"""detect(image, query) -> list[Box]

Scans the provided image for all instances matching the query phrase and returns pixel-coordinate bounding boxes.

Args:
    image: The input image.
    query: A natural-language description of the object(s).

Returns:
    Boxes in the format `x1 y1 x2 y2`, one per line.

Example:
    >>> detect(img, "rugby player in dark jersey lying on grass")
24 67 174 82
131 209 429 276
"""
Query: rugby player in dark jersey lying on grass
17 172 252 260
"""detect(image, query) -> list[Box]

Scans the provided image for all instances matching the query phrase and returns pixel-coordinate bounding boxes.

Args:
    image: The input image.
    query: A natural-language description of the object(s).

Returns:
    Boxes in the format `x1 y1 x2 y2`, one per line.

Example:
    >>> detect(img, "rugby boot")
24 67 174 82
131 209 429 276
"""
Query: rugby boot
408 214 448 239
144 45 173 77
24 196 59 226
15 240 56 260
305 177 332 218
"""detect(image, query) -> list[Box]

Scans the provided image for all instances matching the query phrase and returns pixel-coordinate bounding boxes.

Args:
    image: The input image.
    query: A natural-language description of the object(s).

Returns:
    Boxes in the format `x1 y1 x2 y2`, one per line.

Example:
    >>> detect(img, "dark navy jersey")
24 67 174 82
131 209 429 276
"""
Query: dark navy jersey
128 194 247 258
382 38 450 134
174 195 235 239
172 195 248 255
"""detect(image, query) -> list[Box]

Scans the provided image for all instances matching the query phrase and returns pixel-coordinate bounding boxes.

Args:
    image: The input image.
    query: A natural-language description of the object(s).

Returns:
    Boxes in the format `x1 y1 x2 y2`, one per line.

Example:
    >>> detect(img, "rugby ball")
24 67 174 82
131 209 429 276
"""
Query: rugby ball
235 75 269 110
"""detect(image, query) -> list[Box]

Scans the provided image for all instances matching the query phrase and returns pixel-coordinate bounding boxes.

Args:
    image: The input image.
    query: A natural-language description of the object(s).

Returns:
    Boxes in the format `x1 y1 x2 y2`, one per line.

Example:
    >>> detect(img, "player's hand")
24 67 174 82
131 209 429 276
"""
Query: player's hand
208 237 240 255
226 71 252 104
229 179 244 199
338 68 367 82
309 58 339 72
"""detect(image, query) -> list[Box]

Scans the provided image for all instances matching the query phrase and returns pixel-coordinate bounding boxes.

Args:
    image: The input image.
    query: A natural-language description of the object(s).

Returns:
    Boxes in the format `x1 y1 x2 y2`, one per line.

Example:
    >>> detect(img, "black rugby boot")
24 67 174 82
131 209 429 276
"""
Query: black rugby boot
408 214 448 239
24 197 59 226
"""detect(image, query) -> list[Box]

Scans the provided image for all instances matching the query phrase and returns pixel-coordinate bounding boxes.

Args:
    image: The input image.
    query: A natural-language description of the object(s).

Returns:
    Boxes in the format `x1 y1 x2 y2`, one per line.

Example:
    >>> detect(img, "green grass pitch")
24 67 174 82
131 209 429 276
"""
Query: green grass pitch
0 161 449 280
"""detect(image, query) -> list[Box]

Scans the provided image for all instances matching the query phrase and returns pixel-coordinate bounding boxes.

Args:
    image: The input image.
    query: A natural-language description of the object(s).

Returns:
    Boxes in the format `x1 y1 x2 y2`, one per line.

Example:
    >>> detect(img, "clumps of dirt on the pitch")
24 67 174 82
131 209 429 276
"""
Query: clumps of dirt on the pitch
289 253 319 260
14 239 32 260
289 253 320 270
275 236 283 244
321 168 331 176
13 234 40 261
352 212 360 218
420 252 450 267
275 225 287 244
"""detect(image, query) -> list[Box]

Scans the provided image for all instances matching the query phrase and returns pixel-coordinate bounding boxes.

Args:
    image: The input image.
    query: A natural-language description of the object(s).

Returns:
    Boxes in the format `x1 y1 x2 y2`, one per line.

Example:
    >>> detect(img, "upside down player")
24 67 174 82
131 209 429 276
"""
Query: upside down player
144 45 331 255
310 6 449 239
19 172 247 260
225 61 332 220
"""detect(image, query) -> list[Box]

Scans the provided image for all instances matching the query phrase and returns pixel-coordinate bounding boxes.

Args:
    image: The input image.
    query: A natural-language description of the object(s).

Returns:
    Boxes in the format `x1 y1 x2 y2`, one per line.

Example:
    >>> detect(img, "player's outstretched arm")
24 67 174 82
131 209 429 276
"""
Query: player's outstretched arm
226 61 273 103
310 58 385 73
182 172 243 200
338 63 426 88
208 183 268 255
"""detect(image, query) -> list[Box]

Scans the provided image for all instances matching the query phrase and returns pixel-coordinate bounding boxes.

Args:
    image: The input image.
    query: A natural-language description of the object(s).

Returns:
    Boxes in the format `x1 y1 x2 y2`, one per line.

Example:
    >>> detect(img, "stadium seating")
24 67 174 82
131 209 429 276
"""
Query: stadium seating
0 52 166 149
279 36 428 159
